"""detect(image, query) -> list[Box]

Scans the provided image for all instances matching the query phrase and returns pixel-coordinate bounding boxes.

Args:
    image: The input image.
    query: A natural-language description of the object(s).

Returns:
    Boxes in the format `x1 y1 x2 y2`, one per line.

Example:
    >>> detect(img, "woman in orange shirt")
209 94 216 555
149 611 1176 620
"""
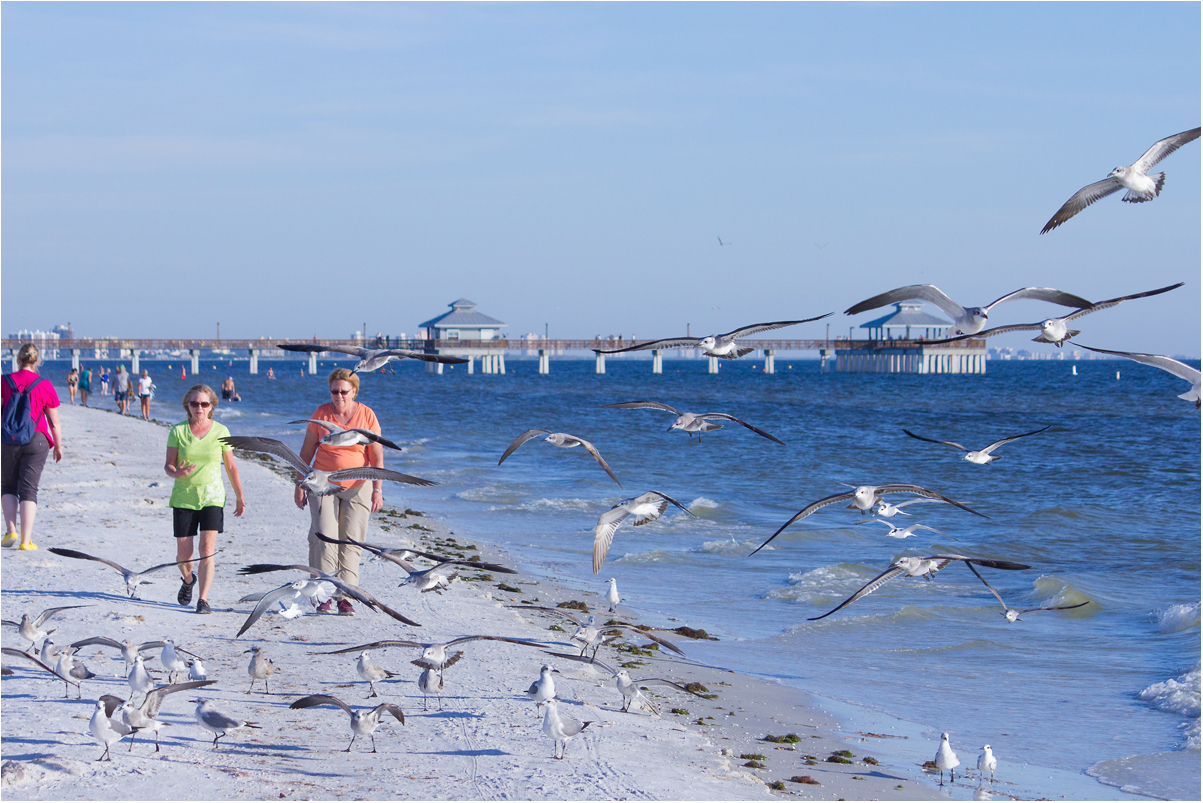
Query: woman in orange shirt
293 368 384 615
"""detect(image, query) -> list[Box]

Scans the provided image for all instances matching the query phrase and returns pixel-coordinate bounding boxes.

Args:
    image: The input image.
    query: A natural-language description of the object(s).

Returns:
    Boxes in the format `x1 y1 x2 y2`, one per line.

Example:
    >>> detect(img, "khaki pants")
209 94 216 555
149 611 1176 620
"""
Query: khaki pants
307 482 372 592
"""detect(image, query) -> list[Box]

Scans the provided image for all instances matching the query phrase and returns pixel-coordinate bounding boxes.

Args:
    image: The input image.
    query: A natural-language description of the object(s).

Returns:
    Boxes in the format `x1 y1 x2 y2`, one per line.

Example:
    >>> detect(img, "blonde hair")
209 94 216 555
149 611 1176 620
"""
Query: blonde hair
327 368 360 394
182 384 218 420
17 343 39 369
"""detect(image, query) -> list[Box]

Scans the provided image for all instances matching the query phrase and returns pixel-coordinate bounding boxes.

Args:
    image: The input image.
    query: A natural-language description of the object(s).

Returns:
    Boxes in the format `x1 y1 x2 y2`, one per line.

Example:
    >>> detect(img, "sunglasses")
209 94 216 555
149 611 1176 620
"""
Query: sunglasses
189 400 212 408
330 389 354 396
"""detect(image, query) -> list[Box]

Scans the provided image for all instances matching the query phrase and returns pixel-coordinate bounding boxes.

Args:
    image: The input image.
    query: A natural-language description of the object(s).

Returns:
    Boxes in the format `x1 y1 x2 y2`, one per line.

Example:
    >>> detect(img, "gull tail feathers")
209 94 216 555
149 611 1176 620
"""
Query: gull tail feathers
1123 173 1164 202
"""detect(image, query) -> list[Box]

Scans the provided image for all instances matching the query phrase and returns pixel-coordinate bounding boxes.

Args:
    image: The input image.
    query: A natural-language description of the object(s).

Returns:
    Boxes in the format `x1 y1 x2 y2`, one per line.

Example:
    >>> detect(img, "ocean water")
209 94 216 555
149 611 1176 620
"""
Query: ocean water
52 355 1200 798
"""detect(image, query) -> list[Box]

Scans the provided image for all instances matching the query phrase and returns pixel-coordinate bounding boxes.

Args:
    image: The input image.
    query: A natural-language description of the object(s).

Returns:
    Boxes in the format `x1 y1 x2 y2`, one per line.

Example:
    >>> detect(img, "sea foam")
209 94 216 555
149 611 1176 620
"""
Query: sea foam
1138 664 1201 750
1155 602 1200 634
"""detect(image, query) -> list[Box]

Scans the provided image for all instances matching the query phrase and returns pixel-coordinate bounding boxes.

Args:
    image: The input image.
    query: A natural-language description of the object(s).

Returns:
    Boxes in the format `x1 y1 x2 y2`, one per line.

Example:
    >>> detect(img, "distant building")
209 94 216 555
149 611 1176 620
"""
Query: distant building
419 299 506 342
857 302 951 340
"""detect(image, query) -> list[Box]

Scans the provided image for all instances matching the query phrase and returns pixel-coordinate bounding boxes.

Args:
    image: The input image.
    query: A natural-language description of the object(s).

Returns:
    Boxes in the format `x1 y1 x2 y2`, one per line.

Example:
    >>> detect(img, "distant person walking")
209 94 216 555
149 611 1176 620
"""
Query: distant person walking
164 384 246 615
100 367 110 396
138 370 154 421
113 365 131 415
66 368 79 405
2 343 64 551
293 368 384 615
79 367 92 407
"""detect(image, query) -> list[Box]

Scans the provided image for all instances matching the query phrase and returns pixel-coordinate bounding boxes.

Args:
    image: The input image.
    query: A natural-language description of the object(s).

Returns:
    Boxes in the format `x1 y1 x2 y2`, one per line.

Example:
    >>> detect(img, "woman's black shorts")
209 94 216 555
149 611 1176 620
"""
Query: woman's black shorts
172 506 224 538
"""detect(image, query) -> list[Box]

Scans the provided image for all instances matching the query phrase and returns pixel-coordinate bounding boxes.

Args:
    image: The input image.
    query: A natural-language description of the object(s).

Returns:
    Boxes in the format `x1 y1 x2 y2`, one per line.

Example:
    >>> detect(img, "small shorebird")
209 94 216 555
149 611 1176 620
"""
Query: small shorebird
592 491 693 574
188 658 208 681
539 698 593 760
290 694 405 752
591 315 832 360
934 732 960 785
288 419 404 451
602 401 785 445
977 744 997 783
276 343 467 373
47 547 218 599
845 285 1092 336
1 605 90 652
902 424 1052 464
752 484 987 555
605 578 621 612
931 282 1183 348
1041 127 1201 234
1072 343 1201 408
245 646 280 693
526 664 560 706
545 652 704 715
220 436 435 496
193 698 261 749
808 554 1031 621
498 430 622 487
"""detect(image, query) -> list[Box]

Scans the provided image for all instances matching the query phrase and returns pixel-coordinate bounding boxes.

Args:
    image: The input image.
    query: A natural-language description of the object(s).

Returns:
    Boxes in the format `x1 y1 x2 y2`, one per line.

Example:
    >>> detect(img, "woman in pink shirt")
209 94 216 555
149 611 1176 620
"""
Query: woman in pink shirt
2 343 64 550
293 368 384 615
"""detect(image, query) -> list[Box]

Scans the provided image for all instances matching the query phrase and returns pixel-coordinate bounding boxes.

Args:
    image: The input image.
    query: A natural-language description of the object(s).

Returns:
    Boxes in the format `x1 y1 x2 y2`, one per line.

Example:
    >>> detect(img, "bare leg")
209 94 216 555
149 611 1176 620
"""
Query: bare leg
2 494 18 536
195 531 217 602
176 535 196 584
17 500 37 547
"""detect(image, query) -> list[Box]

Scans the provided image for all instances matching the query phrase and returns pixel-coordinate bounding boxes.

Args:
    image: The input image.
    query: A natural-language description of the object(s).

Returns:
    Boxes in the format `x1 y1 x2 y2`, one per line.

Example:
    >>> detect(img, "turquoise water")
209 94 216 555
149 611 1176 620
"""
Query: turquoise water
51 355 1200 798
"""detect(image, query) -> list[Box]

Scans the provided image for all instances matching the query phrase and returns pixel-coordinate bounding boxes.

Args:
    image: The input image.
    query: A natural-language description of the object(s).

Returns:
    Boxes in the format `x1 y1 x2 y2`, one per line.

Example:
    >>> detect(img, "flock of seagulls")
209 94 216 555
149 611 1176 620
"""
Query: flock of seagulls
4 125 1197 788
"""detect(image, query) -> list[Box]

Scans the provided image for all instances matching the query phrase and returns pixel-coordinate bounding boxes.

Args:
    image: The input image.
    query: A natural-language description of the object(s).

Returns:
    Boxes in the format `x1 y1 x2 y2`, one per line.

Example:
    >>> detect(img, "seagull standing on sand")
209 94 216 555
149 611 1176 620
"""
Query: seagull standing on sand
845 286 1092 336
1073 343 1201 408
193 698 261 749
606 579 621 612
289 694 405 753
752 484 988 555
356 651 398 698
53 648 96 697
90 698 127 761
128 656 156 700
220 436 435 496
1041 127 1201 234
539 698 593 760
498 430 622 487
934 732 960 785
0 646 78 690
591 315 832 360
160 640 193 684
592 491 693 574
902 424 1052 464
276 343 467 373
1 605 90 652
807 554 1032 621
118 680 216 752
602 401 785 445
978 745 997 783
526 664 560 706
188 659 208 681
414 656 461 711
931 283 1183 348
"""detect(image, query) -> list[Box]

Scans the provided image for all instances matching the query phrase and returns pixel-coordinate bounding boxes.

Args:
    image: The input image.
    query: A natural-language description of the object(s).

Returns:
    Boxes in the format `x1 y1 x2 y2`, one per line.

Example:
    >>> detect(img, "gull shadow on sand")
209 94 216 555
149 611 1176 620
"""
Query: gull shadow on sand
2 587 185 611
411 748 511 758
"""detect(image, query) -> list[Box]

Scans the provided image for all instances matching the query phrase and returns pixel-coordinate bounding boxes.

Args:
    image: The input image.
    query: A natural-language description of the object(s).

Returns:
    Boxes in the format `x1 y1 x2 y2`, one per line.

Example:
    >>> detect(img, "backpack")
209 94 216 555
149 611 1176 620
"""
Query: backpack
2 375 46 446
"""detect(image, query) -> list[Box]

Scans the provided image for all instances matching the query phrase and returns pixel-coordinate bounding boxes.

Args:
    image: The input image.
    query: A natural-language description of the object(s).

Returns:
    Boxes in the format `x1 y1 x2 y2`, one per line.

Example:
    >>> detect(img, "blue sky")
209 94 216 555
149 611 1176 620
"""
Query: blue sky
3 2 1199 355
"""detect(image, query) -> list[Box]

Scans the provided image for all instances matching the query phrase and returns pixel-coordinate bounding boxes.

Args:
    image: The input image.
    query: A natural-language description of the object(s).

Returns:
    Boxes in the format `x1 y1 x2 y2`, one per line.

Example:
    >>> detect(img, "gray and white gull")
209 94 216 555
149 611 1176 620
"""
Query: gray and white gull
47 547 217 599
289 694 405 752
276 343 467 373
902 424 1052 464
592 490 693 574
602 401 785 445
499 430 622 487
845 285 1092 336
220 436 435 496
1072 343 1201 408
591 315 832 360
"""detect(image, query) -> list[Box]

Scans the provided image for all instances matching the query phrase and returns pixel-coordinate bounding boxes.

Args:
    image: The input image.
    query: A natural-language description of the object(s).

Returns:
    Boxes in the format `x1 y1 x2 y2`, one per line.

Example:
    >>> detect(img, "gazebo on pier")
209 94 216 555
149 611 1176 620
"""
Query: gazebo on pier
839 302 987 374
419 299 508 373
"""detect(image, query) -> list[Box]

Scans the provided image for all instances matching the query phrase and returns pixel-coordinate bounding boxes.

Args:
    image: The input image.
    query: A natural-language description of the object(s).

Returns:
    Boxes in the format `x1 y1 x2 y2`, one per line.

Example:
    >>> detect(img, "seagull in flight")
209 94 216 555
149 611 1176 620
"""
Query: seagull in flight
47 548 218 599
545 652 706 716
592 314 832 360
873 498 945 518
592 491 693 574
220 436 435 495
314 532 516 593
289 419 404 451
845 285 1092 336
112 679 215 753
289 694 405 753
507 606 685 659
236 563 422 628
751 484 988 556
1041 127 1201 234
1 605 90 652
807 554 1032 621
316 635 549 672
602 401 785 445
963 563 1091 623
499 430 622 487
856 519 954 540
930 283 1183 348
1072 343 1201 408
277 343 468 373
902 424 1052 464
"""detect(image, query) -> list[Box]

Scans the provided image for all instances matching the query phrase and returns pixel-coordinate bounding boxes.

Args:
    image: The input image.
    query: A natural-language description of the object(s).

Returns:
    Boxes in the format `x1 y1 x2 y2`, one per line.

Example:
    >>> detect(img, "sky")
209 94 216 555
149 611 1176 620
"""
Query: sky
2 2 1200 356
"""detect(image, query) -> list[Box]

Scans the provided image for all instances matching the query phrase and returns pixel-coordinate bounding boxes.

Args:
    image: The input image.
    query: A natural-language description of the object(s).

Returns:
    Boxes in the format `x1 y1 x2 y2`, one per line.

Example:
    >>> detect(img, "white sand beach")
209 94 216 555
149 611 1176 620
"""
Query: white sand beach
2 404 950 800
